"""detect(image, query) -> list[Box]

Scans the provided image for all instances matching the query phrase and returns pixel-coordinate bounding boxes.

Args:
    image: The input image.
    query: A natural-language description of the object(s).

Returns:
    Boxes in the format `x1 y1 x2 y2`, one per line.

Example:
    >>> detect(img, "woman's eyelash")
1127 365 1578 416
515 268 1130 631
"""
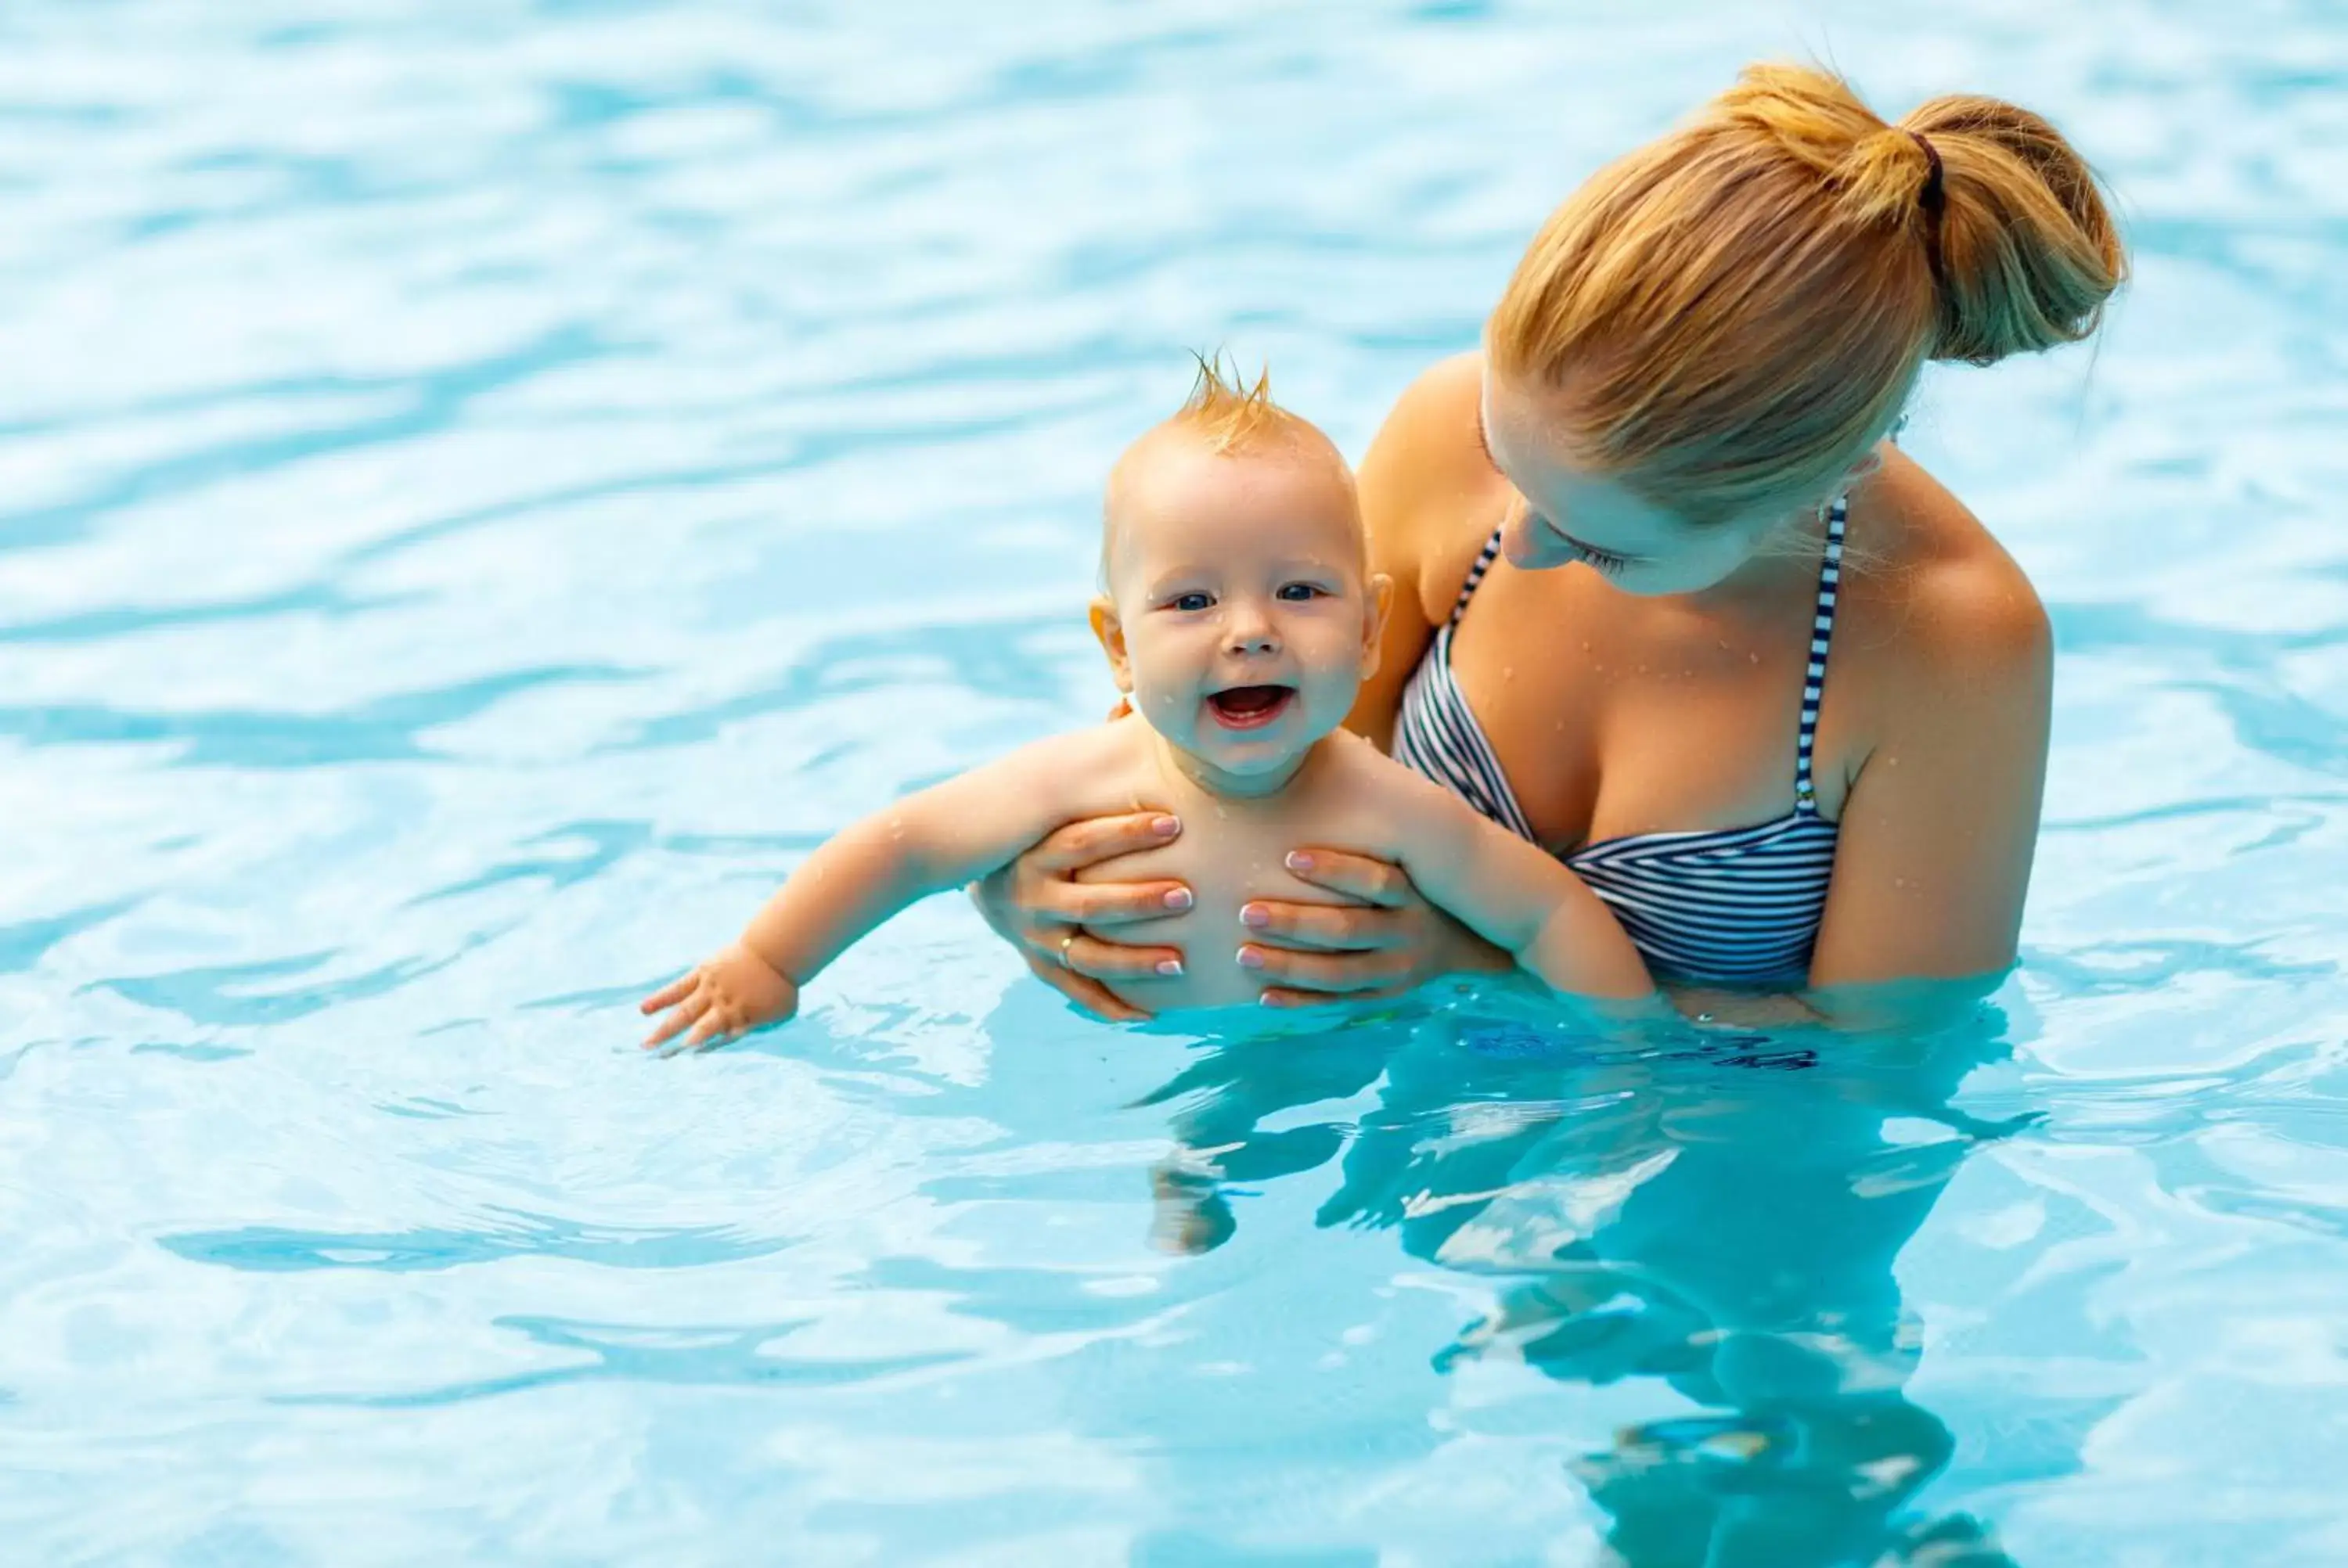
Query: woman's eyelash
1572 541 1632 577
1525 505 1634 577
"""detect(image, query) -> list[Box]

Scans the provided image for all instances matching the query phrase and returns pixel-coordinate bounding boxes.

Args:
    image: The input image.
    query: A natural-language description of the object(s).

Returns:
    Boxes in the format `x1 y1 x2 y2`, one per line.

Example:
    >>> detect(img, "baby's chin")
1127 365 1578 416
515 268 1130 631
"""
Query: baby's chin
1178 710 1352 782
1133 681 1357 782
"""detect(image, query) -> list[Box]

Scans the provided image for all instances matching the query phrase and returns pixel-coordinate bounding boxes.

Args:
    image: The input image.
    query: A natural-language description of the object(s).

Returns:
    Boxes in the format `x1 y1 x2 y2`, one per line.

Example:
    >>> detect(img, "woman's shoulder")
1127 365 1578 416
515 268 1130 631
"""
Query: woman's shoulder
1844 446 2053 702
1359 351 1512 620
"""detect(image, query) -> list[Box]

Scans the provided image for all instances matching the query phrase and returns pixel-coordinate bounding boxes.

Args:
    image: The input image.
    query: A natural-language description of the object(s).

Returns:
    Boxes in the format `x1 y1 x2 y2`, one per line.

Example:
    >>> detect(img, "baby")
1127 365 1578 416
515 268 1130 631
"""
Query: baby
640 361 1652 1048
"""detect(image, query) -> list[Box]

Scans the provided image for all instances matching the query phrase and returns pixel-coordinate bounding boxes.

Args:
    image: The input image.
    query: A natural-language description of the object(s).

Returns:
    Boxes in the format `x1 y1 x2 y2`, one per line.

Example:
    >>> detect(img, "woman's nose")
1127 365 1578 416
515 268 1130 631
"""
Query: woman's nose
1500 508 1566 571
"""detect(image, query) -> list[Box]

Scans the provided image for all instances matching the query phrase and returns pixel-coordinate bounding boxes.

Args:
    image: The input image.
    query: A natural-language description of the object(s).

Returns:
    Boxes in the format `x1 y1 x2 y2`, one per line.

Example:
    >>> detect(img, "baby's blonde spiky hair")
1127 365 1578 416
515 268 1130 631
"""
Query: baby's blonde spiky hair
1171 351 1298 454
1098 351 1360 589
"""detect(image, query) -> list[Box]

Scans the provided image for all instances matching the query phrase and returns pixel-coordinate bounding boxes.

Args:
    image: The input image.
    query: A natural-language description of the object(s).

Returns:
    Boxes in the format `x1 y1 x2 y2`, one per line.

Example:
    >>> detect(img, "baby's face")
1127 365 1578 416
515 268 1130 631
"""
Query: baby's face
1099 435 1386 786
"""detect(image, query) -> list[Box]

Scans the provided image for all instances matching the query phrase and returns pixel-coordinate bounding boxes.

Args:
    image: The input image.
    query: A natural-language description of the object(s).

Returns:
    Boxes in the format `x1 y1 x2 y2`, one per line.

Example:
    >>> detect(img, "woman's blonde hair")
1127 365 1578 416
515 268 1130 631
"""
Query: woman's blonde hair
1488 63 2127 524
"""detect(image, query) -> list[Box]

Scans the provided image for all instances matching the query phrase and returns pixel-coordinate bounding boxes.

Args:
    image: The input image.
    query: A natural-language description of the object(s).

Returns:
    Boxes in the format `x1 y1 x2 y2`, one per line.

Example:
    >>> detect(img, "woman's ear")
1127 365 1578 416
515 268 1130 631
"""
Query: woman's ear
1359 572 1395 679
1089 595 1135 693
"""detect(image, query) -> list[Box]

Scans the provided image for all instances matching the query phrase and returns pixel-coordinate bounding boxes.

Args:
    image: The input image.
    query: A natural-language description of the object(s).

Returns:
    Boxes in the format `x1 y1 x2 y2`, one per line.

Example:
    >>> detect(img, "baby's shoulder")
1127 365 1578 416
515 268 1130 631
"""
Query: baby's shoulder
1308 730 1465 821
1035 714 1172 811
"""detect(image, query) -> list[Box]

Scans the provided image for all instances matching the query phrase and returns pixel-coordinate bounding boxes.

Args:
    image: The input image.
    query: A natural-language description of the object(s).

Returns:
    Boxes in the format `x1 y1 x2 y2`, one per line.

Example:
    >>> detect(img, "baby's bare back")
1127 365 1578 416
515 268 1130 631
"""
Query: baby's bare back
1069 722 1403 1012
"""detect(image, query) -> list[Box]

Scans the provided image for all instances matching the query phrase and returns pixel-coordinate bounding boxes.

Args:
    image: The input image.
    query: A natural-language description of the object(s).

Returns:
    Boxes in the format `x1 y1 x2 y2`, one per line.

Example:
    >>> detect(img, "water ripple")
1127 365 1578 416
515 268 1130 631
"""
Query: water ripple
279 1314 964 1408
0 665 643 765
158 1211 798 1274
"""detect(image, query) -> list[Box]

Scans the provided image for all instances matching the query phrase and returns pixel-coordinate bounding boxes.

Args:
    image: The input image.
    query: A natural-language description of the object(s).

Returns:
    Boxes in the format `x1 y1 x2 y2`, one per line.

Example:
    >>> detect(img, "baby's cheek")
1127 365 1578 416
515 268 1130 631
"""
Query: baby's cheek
1137 683 1190 728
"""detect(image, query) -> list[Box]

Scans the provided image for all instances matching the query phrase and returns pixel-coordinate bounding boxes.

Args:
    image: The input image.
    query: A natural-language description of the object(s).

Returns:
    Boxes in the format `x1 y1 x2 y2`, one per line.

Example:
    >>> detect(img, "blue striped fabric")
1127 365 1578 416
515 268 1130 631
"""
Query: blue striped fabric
1395 500 1849 986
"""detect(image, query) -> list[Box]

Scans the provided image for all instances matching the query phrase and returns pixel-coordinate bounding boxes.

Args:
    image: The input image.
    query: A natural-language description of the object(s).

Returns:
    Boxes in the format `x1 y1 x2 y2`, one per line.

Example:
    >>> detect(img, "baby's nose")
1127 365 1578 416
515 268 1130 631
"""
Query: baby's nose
1226 608 1280 653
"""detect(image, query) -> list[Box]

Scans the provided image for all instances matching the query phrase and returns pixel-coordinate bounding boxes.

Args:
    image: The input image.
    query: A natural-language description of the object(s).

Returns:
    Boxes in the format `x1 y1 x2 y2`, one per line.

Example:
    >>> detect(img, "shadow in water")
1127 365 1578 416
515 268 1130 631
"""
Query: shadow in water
1141 988 2036 1568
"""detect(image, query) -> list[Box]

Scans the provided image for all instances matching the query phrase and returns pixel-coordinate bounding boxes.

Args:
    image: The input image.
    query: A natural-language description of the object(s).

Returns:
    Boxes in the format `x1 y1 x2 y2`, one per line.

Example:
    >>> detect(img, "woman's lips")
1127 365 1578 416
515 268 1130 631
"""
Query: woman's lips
1207 685 1295 730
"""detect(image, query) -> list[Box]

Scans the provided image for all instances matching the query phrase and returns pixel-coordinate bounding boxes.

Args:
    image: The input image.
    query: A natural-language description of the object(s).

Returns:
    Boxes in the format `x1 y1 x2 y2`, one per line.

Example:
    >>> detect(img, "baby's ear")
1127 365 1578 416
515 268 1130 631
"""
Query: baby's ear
1089 595 1135 692
1359 573 1395 679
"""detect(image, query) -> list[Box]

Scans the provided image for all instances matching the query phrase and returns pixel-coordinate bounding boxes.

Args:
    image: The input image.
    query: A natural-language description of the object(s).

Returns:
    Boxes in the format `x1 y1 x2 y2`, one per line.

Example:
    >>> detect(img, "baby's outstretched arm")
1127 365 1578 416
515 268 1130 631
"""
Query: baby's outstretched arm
641 729 1129 1049
1374 768 1655 1005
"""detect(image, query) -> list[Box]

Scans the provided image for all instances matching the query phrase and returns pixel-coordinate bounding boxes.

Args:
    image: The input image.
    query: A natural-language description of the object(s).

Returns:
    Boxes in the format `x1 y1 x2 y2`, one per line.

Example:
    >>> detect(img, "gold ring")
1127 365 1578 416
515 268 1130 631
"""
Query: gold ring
1059 931 1079 969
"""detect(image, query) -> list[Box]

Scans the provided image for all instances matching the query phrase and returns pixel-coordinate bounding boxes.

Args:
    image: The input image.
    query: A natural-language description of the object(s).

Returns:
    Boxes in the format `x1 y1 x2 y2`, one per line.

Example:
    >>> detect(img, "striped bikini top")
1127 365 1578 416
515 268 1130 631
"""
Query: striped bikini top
1395 498 1849 986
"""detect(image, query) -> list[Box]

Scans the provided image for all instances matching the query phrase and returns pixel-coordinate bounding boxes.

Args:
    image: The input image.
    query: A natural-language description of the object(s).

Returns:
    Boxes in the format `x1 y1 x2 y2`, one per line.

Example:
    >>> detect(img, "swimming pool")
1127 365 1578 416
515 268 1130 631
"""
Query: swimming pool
4 2 2345 1563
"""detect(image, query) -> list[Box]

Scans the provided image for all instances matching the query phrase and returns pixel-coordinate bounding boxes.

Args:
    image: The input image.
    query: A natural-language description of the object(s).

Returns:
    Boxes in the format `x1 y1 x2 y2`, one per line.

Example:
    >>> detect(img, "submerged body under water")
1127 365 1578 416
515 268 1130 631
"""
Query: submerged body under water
4 2 2348 1564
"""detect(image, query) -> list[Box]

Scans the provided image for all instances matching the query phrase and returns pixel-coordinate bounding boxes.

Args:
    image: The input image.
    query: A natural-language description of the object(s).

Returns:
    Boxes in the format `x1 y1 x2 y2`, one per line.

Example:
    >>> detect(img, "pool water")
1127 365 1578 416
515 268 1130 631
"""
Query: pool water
4 2 2346 1563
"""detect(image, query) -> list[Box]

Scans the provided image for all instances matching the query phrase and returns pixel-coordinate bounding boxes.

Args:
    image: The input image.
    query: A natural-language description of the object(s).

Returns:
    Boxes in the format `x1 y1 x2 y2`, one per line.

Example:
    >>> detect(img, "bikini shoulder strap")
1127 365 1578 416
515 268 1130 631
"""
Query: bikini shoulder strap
1793 498 1850 810
1447 523 1507 629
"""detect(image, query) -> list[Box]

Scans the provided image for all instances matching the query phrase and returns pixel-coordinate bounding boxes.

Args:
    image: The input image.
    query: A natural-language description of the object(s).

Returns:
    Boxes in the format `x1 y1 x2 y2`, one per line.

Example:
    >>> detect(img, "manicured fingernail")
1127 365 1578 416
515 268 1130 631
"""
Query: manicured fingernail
1241 904 1269 929
1163 887 1194 911
1236 946 1264 969
1152 815 1181 837
1285 851 1313 872
1156 958 1183 976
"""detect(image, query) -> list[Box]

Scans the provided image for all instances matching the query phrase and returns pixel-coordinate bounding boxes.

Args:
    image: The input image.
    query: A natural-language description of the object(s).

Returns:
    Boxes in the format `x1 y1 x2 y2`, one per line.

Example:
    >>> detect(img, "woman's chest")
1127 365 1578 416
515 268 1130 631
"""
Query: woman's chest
1442 569 1842 847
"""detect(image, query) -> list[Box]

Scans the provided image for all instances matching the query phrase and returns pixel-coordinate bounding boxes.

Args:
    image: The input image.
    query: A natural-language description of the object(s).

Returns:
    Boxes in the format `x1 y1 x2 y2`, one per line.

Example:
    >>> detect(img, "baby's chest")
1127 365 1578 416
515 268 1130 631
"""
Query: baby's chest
1078 815 1356 926
1078 813 1374 1009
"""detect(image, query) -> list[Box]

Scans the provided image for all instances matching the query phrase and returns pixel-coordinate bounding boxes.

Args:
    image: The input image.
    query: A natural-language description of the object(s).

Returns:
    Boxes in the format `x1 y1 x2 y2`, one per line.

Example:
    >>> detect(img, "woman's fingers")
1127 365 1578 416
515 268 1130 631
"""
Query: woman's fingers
1022 952 1151 1023
1281 848 1413 908
1040 879 1194 929
1061 932 1184 982
640 973 697 1013
1028 811 1182 875
1238 899 1406 953
1238 942 1417 997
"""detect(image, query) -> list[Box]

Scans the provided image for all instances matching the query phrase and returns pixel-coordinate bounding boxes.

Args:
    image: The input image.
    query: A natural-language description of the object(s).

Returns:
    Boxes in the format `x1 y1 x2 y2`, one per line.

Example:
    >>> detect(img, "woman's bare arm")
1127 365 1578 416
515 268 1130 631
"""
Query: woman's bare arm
1346 351 1507 746
1803 541 2053 1016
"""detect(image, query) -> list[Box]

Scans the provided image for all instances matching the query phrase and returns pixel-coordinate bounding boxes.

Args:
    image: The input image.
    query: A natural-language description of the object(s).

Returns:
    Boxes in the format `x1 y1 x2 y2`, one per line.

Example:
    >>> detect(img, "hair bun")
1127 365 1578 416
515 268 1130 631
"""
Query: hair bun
1900 96 2127 364
1484 62 2126 527
1829 125 1950 234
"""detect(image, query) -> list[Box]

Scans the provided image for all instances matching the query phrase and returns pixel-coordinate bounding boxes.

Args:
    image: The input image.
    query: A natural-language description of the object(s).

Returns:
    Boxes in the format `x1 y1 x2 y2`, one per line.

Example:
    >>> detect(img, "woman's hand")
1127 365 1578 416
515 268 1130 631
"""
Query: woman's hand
1241 848 1507 1006
971 811 1192 1023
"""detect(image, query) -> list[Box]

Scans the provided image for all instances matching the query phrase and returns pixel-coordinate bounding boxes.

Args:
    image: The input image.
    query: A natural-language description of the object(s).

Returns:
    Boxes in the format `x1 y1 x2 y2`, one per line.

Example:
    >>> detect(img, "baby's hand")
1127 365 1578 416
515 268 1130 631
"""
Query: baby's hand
639 942 798 1052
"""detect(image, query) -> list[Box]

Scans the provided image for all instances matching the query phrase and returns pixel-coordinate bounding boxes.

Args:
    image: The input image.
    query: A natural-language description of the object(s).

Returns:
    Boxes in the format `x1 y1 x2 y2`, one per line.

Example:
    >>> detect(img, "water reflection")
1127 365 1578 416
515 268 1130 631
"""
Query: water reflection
1143 992 2035 1567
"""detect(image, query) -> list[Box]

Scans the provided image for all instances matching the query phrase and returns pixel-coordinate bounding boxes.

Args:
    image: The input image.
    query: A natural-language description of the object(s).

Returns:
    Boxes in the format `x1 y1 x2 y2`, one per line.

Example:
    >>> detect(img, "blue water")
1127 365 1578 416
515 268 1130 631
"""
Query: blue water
4 2 2346 1563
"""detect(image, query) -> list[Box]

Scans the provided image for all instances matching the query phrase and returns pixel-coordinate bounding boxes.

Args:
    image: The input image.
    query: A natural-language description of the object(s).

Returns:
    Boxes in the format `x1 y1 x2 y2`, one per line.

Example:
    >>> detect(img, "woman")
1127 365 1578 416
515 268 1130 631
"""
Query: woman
981 64 2127 1027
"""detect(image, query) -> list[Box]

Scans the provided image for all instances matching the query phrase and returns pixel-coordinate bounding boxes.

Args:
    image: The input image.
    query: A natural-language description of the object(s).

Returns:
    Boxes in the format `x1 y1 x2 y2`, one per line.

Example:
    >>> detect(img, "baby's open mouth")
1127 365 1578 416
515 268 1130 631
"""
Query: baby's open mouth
1207 685 1295 730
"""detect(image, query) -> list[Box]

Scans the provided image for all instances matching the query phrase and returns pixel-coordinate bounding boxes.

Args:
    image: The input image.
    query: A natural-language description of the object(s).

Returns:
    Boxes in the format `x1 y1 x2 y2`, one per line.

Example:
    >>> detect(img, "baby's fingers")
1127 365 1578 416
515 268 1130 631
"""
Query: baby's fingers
640 972 698 1014
683 1009 736 1052
643 990 709 1048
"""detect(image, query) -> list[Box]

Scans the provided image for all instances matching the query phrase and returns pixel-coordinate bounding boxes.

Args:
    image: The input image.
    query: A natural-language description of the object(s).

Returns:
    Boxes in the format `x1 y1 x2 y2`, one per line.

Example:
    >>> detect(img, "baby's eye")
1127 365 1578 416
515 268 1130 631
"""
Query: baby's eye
1169 591 1215 613
1275 582 1327 602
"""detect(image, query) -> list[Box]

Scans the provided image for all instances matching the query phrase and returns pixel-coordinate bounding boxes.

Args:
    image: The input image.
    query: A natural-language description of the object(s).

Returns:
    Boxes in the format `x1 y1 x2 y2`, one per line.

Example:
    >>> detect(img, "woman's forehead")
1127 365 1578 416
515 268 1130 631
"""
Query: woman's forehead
1482 380 1688 546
